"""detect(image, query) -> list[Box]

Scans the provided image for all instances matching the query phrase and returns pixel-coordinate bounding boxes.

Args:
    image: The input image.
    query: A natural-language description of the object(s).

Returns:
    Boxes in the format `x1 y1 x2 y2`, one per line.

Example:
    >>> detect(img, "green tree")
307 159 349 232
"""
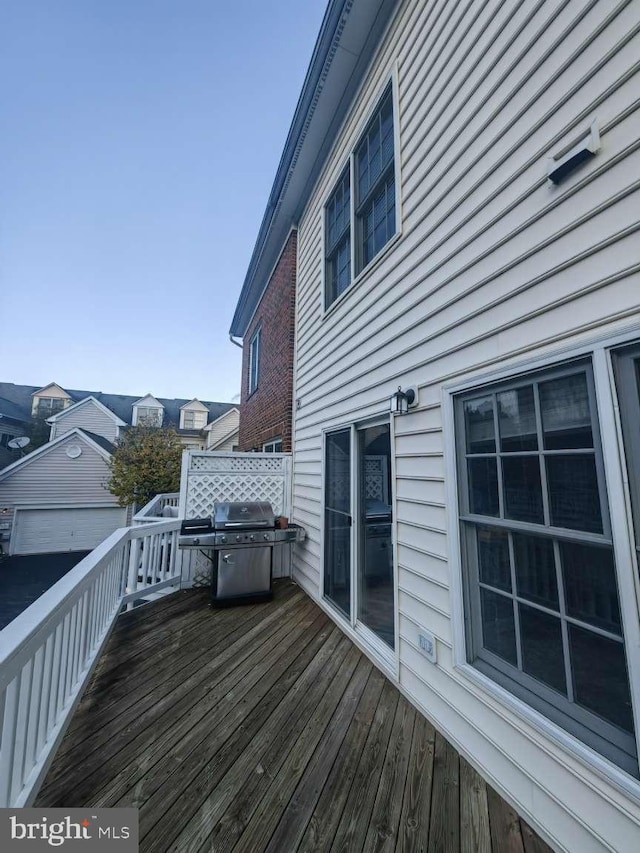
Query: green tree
108 423 183 508
25 415 52 451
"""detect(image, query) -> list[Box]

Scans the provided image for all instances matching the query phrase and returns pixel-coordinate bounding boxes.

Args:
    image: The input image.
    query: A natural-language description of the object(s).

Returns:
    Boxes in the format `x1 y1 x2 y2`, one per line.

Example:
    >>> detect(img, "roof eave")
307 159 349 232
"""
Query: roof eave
229 0 399 338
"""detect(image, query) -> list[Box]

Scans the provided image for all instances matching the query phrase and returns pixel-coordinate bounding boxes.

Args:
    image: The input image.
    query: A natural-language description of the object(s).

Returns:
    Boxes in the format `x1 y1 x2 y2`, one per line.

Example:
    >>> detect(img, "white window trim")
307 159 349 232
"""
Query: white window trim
181 411 207 430
133 406 163 427
321 64 402 315
442 325 640 801
263 438 283 453
320 416 400 680
248 327 261 396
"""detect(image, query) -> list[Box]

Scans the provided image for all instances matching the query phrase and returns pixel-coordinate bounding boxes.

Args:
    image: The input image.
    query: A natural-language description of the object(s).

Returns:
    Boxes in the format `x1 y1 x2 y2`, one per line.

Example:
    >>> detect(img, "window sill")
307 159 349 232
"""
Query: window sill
453 659 640 804
322 229 403 322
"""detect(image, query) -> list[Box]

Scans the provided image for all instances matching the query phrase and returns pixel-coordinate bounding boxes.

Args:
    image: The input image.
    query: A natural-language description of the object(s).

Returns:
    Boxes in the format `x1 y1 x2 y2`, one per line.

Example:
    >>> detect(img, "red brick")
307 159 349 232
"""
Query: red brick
239 230 296 452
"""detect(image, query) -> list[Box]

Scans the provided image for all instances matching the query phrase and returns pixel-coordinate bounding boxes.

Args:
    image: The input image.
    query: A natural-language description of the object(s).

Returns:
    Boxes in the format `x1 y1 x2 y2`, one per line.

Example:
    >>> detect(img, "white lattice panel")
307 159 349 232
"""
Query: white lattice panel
190 455 287 473
186 474 286 517
183 452 291 517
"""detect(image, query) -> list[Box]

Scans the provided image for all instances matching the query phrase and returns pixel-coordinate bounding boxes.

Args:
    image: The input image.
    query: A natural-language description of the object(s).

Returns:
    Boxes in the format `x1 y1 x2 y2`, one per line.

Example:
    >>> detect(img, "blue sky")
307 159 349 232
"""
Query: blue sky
0 0 327 403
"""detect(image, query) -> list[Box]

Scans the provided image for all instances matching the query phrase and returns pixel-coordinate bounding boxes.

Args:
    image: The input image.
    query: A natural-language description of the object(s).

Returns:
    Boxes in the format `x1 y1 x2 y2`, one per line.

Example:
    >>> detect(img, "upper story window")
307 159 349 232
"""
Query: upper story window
182 411 207 430
135 406 163 427
455 360 637 776
249 327 261 395
36 398 66 417
324 82 397 310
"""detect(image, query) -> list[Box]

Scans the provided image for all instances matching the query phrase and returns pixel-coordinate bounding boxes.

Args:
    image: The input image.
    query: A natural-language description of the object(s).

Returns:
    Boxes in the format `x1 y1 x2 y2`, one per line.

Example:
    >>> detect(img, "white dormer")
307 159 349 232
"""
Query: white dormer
132 394 164 427
179 399 209 430
31 383 72 417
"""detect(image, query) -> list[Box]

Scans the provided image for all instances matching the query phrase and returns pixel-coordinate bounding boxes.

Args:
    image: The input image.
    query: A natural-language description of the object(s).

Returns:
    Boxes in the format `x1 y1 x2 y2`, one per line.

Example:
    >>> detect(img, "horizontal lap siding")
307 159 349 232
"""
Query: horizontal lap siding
51 403 119 442
291 0 640 848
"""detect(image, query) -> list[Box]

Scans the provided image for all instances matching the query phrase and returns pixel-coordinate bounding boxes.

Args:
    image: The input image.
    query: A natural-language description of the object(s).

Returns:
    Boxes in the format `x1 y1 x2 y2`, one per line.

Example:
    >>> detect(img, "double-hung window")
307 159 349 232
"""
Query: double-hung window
455 360 636 775
324 82 397 309
248 327 261 395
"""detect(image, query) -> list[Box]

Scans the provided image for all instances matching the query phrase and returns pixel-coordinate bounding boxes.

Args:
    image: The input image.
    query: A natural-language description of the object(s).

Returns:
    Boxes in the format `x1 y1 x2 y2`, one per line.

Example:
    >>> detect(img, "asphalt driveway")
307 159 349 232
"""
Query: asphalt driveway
0 551 90 631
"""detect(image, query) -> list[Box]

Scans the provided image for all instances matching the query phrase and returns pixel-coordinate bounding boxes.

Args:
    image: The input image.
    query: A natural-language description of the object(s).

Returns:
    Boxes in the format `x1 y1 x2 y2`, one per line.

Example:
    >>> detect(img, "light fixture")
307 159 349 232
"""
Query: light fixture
391 385 417 415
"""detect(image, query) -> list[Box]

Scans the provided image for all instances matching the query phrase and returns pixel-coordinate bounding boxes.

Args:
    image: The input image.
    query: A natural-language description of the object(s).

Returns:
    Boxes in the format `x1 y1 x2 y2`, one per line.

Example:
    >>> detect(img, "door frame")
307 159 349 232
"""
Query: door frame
321 415 400 674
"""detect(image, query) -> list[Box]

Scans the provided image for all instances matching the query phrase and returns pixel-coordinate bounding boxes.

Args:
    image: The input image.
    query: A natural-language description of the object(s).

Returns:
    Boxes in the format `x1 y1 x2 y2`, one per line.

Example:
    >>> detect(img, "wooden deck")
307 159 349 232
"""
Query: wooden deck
36 581 552 852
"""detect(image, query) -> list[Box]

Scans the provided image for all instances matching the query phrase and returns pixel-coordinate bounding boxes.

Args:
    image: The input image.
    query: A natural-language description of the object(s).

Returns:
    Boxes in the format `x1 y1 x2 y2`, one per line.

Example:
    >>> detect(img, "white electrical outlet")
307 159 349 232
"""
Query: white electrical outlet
418 631 437 664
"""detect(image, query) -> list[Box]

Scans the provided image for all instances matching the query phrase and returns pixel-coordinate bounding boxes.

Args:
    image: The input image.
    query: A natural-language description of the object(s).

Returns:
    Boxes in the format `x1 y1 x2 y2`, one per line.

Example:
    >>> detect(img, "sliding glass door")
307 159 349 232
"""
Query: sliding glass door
324 422 396 655
324 429 352 617
358 423 395 649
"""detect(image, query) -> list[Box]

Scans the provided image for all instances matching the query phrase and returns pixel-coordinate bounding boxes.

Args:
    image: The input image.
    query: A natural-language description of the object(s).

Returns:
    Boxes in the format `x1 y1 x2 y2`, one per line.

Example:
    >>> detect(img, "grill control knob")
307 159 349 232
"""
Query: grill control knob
219 535 226 544
193 538 200 546
250 534 255 542
236 535 241 542
263 534 270 541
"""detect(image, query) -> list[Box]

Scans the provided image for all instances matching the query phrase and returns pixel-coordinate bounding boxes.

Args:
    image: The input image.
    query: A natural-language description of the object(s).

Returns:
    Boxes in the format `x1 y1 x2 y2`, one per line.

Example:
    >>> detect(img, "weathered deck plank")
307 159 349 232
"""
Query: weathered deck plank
35 581 553 853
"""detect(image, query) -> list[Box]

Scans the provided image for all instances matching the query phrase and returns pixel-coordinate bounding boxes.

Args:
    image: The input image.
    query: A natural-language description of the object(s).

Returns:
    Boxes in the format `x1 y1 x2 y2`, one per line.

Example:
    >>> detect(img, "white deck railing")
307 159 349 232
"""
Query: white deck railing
0 519 182 808
132 492 180 525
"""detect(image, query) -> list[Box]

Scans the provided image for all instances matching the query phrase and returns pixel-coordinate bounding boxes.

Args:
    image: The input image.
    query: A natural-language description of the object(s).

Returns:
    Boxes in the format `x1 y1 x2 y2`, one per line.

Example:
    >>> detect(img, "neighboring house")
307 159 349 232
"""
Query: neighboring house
231 1 640 850
203 407 240 452
0 428 126 555
0 383 237 553
0 383 237 458
0 397 29 470
231 231 297 452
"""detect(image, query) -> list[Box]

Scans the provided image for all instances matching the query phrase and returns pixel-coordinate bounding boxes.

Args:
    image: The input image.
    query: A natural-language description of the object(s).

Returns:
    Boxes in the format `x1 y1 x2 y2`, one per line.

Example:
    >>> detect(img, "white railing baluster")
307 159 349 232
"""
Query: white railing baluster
0 518 182 807
0 679 20 807
24 646 44 778
36 635 54 756
10 661 32 802
46 624 63 734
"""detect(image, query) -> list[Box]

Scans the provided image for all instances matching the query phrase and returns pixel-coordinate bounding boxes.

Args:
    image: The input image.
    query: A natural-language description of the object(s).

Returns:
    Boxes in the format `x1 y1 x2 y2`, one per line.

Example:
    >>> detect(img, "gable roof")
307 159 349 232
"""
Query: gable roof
203 407 240 431
45 396 128 427
30 383 71 398
0 383 236 430
0 428 113 483
132 394 164 408
180 398 210 412
229 0 400 337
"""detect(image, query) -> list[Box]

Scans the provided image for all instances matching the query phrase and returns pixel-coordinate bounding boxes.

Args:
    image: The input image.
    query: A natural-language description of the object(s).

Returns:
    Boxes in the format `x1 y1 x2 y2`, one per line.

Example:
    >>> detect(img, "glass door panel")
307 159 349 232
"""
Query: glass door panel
358 423 394 648
324 429 352 616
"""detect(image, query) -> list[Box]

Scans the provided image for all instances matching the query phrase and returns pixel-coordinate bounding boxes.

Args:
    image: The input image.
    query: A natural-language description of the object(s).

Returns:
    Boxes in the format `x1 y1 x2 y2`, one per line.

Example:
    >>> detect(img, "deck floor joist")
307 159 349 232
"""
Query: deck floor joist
36 581 553 852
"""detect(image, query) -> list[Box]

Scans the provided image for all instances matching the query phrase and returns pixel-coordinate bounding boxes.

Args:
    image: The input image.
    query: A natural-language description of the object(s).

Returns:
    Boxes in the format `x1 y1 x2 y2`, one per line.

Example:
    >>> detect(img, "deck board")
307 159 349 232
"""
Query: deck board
36 581 554 853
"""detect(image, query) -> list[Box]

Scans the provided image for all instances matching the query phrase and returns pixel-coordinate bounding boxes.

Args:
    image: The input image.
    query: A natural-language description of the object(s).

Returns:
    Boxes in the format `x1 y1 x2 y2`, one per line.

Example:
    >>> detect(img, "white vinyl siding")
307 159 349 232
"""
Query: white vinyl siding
13 506 126 555
290 1 640 850
0 433 122 552
50 401 119 442
205 410 240 451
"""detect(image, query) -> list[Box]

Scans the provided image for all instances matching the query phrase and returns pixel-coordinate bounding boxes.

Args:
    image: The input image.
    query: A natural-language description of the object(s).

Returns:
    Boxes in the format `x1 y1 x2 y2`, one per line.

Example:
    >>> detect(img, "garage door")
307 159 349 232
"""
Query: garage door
13 507 128 555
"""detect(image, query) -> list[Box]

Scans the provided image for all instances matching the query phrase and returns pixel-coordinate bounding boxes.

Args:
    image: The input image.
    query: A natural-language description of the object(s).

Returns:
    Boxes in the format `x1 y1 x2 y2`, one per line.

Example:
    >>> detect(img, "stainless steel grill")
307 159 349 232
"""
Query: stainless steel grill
178 501 304 606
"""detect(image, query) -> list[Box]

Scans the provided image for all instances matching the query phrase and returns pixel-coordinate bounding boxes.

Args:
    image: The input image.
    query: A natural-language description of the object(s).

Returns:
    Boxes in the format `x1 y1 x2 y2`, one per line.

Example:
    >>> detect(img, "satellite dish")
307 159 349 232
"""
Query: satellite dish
8 436 30 450
66 445 82 459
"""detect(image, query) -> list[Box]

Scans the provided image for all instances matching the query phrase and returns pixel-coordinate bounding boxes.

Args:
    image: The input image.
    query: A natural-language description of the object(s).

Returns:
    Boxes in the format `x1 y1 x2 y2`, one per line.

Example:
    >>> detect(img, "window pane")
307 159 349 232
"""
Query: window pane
480 588 517 665
477 527 511 591
569 625 634 733
464 396 495 453
498 386 537 452
519 605 566 694
468 458 499 516
325 430 351 514
540 373 593 449
561 542 620 633
513 534 558 610
546 455 602 533
502 456 544 524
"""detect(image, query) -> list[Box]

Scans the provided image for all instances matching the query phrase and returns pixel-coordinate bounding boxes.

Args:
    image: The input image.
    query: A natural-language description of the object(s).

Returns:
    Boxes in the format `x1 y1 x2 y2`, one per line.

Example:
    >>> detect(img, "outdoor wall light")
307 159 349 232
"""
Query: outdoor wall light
391 385 417 415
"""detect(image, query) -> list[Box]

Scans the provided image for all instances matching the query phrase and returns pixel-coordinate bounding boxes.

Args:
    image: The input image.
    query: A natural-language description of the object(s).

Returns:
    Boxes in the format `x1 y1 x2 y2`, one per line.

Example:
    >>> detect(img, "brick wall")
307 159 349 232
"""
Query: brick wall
238 230 296 452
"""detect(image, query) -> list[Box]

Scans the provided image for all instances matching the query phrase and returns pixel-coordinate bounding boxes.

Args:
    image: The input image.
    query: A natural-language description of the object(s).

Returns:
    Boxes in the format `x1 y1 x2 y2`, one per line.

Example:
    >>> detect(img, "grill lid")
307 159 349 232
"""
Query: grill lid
213 501 275 529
